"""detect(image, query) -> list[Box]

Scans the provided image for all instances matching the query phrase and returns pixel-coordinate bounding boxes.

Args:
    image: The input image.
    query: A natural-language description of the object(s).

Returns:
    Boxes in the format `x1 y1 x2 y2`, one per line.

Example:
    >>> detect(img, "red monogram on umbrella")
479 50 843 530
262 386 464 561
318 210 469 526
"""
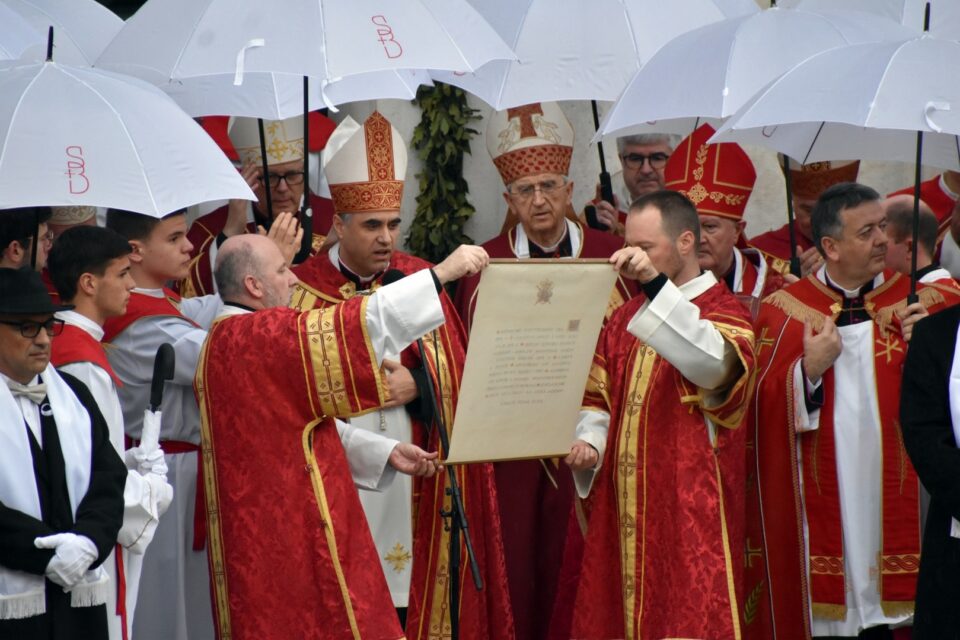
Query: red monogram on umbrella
65 146 89 194
371 15 403 59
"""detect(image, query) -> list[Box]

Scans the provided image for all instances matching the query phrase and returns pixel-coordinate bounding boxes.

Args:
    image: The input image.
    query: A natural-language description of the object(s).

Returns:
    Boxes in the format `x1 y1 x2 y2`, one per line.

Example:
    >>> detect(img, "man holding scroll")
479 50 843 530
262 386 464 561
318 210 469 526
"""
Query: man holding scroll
566 190 756 639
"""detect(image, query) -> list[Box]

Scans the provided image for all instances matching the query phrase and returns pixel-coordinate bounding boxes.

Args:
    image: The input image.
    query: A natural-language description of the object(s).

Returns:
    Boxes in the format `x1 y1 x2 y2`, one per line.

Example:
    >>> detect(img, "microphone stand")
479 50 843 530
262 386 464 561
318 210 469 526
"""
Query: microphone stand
416 332 482 640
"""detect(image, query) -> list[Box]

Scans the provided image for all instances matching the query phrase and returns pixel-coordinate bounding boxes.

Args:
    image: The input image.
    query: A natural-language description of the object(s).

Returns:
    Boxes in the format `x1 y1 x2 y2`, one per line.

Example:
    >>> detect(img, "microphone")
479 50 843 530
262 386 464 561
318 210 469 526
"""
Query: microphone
381 268 406 286
149 343 175 412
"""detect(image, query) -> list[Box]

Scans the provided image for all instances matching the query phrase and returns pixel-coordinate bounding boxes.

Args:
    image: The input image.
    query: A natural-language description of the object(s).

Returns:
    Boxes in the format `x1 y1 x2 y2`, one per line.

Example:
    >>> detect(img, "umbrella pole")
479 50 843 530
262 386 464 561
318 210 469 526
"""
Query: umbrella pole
30 208 39 270
909 130 924 304
909 3 932 304
45 26 53 62
590 100 616 206
781 155 801 277
256 119 274 224
292 75 313 264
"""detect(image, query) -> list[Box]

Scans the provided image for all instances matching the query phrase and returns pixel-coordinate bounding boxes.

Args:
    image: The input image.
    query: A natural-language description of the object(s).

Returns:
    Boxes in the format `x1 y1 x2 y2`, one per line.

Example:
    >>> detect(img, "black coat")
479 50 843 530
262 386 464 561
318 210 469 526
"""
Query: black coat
0 371 126 640
900 305 960 640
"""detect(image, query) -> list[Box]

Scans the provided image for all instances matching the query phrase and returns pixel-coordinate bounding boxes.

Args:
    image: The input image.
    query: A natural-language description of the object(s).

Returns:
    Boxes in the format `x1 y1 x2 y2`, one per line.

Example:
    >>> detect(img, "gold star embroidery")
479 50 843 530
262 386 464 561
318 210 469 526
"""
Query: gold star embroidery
385 543 412 573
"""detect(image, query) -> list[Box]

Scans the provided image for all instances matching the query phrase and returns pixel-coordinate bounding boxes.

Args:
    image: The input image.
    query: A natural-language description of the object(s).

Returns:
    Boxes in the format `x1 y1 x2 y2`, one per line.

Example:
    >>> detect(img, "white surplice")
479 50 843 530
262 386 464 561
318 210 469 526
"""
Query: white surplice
56 310 173 640
792 268 912 636
107 290 221 640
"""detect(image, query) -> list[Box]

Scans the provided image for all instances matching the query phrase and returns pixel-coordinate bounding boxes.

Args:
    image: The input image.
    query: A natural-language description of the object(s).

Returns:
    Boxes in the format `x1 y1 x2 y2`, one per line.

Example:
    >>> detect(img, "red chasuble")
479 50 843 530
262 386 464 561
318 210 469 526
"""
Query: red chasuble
291 250 515 640
570 282 756 640
749 222 816 276
179 192 334 297
745 272 947 639
195 300 404 640
51 324 122 387
451 222 635 638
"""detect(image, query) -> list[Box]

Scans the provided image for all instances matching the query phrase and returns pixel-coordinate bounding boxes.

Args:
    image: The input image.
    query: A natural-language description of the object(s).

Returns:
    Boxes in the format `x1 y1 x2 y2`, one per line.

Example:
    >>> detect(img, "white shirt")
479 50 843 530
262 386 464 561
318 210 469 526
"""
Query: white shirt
1 371 43 446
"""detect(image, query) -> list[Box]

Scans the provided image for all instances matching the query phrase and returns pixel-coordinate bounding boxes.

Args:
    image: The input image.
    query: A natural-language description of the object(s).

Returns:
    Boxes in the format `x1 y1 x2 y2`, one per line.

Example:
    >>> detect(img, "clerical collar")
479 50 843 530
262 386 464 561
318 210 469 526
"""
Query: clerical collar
821 267 876 326
221 301 258 313
915 263 942 280
528 227 572 258
338 261 382 290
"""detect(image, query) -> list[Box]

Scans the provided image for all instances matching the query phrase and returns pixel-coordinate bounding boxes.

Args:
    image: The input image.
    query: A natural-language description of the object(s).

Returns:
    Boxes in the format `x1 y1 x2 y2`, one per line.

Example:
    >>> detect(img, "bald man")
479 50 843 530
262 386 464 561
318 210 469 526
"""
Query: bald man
884 195 957 286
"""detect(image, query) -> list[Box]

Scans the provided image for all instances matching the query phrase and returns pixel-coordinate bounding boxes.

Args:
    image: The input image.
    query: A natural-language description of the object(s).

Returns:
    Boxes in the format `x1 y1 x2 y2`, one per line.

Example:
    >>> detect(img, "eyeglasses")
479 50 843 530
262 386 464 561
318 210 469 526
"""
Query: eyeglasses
621 152 670 170
508 179 566 201
39 231 54 245
258 171 306 188
0 318 65 338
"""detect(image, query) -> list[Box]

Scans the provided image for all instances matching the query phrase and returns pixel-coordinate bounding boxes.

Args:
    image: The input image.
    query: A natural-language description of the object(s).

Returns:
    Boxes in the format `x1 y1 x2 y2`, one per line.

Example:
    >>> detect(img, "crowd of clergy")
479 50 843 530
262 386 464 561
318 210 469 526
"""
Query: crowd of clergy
4 100 960 640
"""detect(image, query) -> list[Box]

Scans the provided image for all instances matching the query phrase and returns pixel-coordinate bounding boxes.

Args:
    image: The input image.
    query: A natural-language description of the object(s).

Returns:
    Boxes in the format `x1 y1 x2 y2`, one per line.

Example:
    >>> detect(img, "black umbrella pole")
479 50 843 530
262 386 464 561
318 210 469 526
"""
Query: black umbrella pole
293 75 313 264
591 100 615 205
908 130 924 304
781 155 801 277
257 118 274 223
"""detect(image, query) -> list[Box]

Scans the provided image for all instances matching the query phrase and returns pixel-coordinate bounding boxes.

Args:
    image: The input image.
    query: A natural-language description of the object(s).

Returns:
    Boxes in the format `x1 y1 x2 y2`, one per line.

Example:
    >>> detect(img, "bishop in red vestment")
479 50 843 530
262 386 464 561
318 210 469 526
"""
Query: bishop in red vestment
292 111 514 639
664 123 782 317
452 102 637 639
180 114 335 297
565 191 755 639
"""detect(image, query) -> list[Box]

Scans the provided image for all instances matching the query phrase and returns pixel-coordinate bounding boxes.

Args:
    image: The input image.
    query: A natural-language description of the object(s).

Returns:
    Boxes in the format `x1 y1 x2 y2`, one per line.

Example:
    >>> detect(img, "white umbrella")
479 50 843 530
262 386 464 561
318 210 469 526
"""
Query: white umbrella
160 68 432 120
432 0 759 110
597 6 913 139
711 36 960 168
783 0 960 39
3 0 122 64
712 33 960 293
0 3 42 61
0 59 255 215
96 0 516 87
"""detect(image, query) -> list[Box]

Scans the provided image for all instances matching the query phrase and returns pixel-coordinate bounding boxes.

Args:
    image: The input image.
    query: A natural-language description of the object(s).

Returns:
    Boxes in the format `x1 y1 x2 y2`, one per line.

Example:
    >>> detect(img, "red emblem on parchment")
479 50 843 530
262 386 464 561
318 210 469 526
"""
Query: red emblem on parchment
66 146 89 194
371 15 403 59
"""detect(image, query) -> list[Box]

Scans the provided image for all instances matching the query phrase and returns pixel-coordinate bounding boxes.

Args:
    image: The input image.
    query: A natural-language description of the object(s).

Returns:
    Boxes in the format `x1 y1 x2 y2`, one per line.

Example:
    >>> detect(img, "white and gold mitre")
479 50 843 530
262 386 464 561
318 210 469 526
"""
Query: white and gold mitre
228 115 305 166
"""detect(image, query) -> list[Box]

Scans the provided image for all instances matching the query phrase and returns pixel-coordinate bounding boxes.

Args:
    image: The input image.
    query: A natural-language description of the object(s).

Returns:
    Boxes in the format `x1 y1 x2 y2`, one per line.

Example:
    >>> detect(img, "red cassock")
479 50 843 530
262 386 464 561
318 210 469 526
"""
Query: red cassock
570 282 755 639
179 192 335 297
195 299 404 640
451 222 636 639
749 222 816 276
744 272 958 639
291 250 516 640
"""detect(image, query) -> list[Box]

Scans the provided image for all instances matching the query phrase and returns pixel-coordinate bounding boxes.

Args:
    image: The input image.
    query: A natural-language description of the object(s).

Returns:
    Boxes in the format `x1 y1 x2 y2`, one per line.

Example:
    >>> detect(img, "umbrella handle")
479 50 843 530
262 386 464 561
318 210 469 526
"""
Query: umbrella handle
924 101 950 133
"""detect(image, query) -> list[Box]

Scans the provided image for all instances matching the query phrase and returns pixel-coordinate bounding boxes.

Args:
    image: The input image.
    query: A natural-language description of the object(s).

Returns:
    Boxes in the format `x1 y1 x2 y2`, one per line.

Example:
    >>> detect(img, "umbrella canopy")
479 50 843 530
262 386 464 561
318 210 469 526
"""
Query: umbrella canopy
3 0 122 64
96 0 516 85
159 68 432 119
432 0 759 110
597 6 913 139
0 3 42 61
784 0 960 39
711 35 960 170
0 60 255 215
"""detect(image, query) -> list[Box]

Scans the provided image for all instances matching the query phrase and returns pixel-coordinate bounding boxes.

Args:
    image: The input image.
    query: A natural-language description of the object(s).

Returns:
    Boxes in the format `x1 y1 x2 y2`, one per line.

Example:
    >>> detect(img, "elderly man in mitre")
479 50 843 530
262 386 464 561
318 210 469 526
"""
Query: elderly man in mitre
663 123 782 316
181 114 336 296
451 101 638 639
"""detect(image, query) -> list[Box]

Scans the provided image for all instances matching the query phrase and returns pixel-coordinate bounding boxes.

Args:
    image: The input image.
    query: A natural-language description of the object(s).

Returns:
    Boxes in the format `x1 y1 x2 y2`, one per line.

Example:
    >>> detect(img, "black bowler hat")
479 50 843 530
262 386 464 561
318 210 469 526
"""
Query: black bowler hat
0 268 73 315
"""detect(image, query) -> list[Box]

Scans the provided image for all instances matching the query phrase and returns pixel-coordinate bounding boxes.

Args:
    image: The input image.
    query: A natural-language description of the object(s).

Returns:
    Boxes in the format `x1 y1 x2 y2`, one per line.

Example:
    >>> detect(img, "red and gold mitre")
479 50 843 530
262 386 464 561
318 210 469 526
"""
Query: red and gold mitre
780 157 860 201
485 101 574 186
664 123 756 221
323 111 407 214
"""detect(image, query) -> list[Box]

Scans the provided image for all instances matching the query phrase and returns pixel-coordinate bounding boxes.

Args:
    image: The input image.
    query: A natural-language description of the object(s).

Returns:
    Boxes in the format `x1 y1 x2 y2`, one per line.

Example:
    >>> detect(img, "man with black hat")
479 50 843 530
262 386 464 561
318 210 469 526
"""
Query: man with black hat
0 267 126 640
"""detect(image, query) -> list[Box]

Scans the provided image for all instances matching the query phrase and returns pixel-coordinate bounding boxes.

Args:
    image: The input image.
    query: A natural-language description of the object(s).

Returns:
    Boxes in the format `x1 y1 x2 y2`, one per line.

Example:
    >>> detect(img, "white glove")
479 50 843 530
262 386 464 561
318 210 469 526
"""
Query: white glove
34 533 98 590
125 446 169 477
